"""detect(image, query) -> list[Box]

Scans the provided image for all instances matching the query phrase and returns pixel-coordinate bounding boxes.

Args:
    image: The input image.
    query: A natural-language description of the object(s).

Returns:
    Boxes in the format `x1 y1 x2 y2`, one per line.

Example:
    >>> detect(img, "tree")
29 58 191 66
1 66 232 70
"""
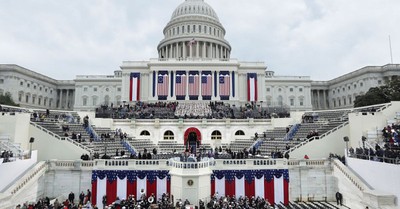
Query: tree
0 92 19 106
354 78 400 107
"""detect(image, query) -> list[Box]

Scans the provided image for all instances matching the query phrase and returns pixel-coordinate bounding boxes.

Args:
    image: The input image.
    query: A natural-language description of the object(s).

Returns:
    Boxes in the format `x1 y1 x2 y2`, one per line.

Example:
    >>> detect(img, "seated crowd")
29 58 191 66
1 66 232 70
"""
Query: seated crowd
95 101 289 120
205 194 273 209
350 122 400 163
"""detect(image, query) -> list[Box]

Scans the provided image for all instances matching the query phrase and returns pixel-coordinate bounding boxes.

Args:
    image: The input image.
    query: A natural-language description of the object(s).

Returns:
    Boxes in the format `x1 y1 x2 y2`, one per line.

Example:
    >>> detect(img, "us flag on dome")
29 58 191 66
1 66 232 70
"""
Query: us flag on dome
211 169 289 205
188 71 199 100
219 71 230 100
201 71 212 100
176 71 187 100
157 71 169 100
91 170 170 209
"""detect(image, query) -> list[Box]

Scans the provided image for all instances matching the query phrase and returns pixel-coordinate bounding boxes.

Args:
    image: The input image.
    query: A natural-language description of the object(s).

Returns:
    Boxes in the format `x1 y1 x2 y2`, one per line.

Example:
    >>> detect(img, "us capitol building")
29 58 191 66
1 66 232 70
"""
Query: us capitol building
0 0 399 112
1 1 400 209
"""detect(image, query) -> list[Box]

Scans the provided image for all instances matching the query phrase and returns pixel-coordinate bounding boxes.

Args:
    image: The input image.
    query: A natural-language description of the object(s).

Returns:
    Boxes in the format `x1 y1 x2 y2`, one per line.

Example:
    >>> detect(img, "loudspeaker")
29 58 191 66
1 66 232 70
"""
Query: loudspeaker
343 136 349 142
29 137 35 143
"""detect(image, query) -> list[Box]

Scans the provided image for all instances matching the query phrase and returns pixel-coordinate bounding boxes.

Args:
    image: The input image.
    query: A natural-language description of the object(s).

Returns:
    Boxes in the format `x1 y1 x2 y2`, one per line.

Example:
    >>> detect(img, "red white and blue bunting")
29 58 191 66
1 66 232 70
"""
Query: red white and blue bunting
211 169 289 205
91 170 170 208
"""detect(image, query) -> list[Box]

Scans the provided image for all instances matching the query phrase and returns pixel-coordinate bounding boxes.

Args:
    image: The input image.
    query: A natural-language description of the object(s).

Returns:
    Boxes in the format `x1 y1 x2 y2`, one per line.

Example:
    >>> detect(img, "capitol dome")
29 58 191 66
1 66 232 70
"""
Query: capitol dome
157 0 231 60
170 0 219 22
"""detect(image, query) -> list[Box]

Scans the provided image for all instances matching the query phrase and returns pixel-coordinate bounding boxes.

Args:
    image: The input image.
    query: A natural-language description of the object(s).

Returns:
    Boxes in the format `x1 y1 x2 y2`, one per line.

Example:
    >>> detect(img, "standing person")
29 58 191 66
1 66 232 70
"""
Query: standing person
79 191 85 205
68 191 75 204
87 189 92 202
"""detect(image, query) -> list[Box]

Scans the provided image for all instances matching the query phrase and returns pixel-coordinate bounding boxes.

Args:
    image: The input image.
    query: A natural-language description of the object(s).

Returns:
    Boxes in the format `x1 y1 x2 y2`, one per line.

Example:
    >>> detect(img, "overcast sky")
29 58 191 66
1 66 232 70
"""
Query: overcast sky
1 0 399 81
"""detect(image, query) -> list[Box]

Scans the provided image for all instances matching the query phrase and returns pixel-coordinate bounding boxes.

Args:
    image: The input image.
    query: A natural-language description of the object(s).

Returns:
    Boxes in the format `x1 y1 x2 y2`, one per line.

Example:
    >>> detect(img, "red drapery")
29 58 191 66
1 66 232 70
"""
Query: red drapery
244 180 255 198
106 180 117 205
264 179 274 205
183 127 202 145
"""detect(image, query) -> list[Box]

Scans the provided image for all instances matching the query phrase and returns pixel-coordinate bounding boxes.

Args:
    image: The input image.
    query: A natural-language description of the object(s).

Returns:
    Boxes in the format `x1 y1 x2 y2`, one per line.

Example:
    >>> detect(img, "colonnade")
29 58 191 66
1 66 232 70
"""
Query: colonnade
151 70 235 101
158 41 230 59
57 89 75 110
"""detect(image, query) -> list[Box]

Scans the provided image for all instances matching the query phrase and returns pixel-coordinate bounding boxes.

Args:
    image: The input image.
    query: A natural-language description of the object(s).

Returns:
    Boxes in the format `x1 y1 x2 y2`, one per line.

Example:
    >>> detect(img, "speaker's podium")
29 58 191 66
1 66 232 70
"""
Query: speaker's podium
168 158 213 208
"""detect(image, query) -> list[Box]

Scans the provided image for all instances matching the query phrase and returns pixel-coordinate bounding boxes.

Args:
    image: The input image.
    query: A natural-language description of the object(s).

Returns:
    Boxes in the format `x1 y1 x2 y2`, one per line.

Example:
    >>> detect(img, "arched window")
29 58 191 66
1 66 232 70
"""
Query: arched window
140 130 150 136
235 130 245 136
163 130 174 140
211 130 222 140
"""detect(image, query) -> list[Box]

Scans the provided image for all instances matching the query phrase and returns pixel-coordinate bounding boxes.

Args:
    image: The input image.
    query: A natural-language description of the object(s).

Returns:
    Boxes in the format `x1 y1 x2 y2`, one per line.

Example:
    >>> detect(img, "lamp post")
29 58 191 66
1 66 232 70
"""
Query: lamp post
29 137 35 158
343 136 349 157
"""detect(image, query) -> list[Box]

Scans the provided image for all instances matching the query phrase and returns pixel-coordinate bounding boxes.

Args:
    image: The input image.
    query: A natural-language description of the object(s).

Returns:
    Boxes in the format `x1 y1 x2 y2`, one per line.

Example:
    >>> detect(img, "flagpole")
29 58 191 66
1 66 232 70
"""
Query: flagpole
389 35 393 64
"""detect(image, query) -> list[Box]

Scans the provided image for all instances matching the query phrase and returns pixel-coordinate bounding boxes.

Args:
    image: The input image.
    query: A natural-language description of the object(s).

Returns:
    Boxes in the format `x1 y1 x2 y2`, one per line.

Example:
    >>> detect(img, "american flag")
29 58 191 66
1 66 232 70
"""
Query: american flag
201 73 212 97
219 74 230 96
157 73 169 97
175 74 187 97
188 74 199 96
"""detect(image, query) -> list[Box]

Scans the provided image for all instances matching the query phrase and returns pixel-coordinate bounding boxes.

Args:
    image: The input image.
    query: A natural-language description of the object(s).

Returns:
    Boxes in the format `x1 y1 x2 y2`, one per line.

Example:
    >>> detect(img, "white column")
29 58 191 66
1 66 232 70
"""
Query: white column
317 90 320 109
216 44 220 59
59 89 63 109
169 44 173 58
189 44 193 58
176 43 179 58
65 90 69 109
196 41 200 58
209 43 212 58
202 42 206 58
183 42 186 58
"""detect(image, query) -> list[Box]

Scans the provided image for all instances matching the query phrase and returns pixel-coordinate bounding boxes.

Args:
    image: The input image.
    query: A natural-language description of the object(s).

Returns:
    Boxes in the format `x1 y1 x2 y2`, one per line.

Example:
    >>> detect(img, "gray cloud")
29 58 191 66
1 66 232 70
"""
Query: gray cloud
0 0 399 81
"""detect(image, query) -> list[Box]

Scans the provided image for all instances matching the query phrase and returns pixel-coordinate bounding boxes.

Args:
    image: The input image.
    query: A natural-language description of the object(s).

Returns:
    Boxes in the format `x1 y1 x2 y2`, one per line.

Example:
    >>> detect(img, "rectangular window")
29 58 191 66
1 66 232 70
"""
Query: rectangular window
26 95 29 103
83 98 87 106
0 79 3 84
93 87 97 92
117 87 121 92
300 99 304 106
290 98 294 106
299 88 303 92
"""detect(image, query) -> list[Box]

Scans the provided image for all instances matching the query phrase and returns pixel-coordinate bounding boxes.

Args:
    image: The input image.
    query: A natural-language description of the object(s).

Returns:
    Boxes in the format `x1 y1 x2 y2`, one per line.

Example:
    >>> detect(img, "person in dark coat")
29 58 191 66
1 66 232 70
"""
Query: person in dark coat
68 191 75 204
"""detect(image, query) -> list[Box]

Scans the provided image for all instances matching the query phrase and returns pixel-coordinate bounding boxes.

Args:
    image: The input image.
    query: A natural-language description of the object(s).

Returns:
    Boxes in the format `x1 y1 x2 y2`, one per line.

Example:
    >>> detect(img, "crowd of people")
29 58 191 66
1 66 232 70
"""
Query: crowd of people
205 195 273 209
349 143 400 164
16 190 92 209
1 149 14 163
95 101 290 120
102 192 174 209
